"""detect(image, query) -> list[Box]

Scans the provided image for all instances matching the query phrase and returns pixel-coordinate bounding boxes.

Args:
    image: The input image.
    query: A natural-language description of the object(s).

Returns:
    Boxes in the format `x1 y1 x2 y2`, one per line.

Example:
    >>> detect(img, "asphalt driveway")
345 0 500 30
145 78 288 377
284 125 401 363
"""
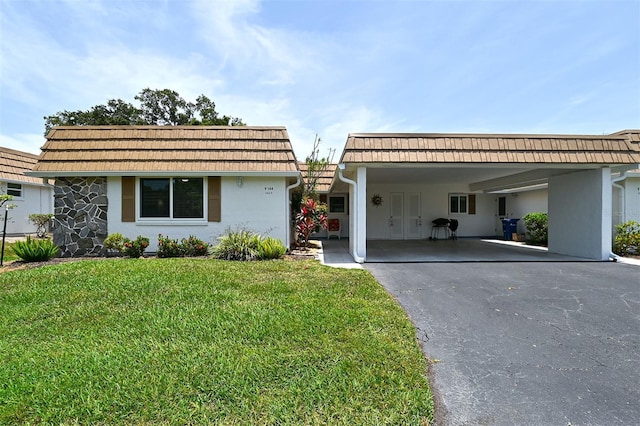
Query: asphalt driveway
364 262 640 426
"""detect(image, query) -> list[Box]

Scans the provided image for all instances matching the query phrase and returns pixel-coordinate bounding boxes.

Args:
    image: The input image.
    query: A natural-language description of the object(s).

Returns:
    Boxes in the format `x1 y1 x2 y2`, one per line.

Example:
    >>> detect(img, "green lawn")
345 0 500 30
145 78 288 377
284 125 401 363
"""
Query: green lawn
0 258 433 425
0 242 18 264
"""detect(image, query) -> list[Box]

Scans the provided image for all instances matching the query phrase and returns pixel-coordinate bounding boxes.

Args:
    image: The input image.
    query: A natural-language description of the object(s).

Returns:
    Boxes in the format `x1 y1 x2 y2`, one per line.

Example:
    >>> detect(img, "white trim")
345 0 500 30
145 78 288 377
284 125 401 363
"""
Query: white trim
1 177 51 187
27 171 301 178
136 177 208 223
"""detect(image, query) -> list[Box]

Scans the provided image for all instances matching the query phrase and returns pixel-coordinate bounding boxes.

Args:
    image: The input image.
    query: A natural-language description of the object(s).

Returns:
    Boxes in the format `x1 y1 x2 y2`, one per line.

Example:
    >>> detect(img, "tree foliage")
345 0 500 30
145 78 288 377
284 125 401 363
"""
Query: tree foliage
302 134 335 200
44 88 245 134
613 220 640 257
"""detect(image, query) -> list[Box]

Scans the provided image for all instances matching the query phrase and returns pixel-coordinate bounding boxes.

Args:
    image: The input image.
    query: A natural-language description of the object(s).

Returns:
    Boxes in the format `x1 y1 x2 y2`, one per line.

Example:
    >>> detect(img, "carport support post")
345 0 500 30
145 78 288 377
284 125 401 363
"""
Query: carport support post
548 168 612 260
355 167 367 261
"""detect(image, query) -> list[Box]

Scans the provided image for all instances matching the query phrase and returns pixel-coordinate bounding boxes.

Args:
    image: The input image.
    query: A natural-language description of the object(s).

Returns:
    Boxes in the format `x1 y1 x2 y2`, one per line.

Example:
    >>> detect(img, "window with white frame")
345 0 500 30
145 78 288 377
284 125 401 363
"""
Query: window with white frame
449 194 468 214
7 183 23 198
139 177 204 219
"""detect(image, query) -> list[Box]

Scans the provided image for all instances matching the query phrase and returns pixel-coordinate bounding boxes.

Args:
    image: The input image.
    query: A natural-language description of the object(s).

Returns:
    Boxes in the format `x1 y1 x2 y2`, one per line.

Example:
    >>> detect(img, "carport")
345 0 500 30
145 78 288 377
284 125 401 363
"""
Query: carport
329 131 640 263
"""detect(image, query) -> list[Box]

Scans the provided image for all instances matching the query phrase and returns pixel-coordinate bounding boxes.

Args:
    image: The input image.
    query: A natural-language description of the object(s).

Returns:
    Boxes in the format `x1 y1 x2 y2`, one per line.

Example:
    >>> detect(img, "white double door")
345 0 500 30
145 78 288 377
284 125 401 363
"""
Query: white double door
389 192 422 239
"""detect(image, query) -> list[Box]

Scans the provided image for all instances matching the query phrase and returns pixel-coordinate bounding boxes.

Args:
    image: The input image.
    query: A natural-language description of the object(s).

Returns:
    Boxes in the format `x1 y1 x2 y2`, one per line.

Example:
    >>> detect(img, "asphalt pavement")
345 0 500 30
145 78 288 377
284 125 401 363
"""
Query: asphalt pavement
364 261 640 426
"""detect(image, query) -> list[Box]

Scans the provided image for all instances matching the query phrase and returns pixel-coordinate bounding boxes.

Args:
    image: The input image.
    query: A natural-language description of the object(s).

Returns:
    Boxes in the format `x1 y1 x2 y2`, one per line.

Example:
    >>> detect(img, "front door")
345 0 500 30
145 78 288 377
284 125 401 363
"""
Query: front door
406 192 422 239
389 192 404 239
389 192 422 239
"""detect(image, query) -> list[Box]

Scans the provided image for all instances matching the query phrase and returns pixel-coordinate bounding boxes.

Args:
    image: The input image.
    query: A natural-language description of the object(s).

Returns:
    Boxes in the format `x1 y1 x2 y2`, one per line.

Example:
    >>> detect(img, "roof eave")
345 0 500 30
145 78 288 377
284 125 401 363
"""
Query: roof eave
26 170 301 178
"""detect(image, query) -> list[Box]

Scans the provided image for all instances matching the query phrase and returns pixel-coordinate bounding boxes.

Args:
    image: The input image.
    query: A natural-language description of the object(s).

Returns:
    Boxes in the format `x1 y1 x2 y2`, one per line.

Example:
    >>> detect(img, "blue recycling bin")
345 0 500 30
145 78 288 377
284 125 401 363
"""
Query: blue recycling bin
501 218 520 240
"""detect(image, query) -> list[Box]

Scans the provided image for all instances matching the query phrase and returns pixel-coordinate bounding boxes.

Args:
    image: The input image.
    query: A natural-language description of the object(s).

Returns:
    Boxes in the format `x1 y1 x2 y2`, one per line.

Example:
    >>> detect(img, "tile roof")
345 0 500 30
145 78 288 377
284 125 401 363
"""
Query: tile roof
31 126 300 176
299 162 337 193
0 146 44 185
340 132 640 165
612 129 640 144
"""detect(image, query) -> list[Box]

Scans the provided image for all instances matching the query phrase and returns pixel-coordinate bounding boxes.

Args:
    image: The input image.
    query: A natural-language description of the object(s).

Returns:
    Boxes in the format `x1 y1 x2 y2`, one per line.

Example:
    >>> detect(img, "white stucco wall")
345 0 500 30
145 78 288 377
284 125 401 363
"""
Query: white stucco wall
106 176 290 252
548 169 611 260
364 183 497 239
1 181 53 235
612 176 640 232
624 176 640 223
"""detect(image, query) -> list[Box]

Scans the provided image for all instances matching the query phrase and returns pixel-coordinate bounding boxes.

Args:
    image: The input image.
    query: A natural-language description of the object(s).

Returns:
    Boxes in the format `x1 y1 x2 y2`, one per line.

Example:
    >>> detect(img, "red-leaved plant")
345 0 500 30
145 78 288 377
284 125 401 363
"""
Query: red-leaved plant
295 197 327 248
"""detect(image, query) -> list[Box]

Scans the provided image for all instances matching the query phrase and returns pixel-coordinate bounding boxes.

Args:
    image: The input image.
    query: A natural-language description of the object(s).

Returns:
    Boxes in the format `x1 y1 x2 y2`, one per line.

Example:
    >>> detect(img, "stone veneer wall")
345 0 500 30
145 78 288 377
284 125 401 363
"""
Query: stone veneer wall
53 177 108 257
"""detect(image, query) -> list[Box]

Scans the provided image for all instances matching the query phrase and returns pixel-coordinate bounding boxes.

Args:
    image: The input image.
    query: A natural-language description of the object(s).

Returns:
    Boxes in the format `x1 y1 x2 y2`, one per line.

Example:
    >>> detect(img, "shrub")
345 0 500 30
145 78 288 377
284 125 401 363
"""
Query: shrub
613 220 640 257
123 235 149 258
157 234 183 258
104 233 126 255
258 237 287 260
181 235 209 257
12 236 59 262
523 212 548 245
28 213 54 237
295 197 328 248
157 234 209 257
211 228 261 261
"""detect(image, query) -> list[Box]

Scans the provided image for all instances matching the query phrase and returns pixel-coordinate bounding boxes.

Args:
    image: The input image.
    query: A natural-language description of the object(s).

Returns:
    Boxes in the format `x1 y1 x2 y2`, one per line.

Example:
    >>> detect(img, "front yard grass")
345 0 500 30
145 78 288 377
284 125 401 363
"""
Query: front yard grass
0 242 18 264
0 258 433 424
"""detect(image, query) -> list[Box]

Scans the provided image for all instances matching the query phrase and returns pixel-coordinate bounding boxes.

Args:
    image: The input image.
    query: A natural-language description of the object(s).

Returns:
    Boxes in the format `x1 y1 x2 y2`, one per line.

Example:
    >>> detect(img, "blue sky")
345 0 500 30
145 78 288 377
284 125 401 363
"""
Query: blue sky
1 0 638 159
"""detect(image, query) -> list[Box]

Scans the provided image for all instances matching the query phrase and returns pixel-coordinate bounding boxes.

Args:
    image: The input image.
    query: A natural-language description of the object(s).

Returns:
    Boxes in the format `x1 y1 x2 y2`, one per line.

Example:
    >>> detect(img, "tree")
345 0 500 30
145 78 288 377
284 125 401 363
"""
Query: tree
44 88 245 133
302 134 335 200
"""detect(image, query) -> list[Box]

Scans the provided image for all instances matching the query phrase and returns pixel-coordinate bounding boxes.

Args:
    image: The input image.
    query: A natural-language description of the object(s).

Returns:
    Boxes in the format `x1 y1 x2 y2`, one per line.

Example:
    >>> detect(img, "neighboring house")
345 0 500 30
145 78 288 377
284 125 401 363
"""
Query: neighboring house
0 147 53 235
613 167 640 227
611 131 640 227
28 126 301 257
329 131 640 261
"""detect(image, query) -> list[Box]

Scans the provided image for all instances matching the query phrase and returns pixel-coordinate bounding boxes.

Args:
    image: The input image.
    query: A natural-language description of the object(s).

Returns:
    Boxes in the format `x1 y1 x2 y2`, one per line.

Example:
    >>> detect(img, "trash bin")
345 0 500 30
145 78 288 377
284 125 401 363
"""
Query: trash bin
501 218 520 240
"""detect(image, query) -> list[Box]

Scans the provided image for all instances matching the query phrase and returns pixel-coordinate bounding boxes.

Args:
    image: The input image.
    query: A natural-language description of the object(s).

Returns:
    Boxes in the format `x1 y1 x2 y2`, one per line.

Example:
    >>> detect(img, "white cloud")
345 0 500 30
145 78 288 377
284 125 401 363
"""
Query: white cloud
190 0 325 87
0 133 45 155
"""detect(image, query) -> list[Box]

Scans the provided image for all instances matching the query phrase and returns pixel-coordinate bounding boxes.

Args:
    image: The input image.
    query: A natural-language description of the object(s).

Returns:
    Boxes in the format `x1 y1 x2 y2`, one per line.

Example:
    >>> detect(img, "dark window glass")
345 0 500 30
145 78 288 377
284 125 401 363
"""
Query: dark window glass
173 178 203 218
7 183 22 197
459 196 467 213
498 196 506 216
141 178 169 217
450 195 459 213
329 196 345 213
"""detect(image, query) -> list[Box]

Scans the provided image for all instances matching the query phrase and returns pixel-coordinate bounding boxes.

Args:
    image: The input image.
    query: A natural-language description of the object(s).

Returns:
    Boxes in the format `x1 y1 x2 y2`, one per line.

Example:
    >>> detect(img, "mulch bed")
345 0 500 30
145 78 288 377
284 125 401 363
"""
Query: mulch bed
1 243 324 274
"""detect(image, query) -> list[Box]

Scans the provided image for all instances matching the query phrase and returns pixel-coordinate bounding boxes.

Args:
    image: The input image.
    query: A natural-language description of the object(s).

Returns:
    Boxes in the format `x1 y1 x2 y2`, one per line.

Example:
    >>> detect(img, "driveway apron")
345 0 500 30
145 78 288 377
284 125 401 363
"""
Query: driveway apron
364 262 640 426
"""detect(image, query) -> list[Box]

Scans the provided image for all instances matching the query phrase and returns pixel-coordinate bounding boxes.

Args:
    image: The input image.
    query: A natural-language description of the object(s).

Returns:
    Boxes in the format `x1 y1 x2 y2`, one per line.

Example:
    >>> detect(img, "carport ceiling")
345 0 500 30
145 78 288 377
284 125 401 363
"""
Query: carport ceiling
366 166 534 185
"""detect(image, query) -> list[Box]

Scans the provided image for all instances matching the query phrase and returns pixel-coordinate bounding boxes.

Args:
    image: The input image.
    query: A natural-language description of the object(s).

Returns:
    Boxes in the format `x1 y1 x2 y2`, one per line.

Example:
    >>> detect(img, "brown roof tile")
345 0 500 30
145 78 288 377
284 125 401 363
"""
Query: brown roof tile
299 163 337 193
0 146 45 185
31 126 300 176
340 132 640 165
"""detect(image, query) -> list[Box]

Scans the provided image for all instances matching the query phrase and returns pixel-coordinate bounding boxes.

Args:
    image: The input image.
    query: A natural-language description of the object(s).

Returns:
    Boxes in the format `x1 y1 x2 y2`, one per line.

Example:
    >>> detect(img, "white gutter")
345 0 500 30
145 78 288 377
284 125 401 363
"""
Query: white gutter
337 164 365 263
611 170 628 224
285 175 302 249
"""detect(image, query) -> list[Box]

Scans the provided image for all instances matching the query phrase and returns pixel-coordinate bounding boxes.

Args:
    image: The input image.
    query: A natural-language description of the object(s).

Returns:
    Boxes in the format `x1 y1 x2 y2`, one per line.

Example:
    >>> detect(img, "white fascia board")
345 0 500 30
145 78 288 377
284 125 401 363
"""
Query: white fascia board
1 177 51 187
26 171 301 178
